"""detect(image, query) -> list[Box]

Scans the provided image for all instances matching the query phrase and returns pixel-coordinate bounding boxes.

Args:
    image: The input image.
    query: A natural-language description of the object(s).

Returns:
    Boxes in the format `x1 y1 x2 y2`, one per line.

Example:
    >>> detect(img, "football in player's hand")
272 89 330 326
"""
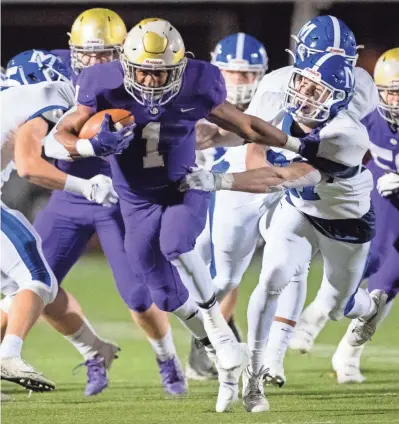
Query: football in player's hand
79 109 135 139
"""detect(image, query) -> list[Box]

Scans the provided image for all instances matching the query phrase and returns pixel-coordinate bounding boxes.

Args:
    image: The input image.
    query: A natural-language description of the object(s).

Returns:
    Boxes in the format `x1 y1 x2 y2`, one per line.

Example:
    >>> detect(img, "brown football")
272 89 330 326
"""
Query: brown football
79 109 135 139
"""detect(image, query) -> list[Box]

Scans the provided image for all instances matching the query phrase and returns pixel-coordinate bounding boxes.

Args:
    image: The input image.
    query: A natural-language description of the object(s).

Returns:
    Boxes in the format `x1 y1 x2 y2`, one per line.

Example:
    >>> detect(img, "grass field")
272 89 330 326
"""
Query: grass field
2 253 399 424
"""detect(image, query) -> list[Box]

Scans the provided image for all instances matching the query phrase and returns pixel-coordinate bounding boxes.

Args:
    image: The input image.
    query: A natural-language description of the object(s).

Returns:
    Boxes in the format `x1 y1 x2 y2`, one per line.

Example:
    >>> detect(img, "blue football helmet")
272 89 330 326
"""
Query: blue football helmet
289 16 360 67
283 52 355 125
6 50 70 86
211 33 268 107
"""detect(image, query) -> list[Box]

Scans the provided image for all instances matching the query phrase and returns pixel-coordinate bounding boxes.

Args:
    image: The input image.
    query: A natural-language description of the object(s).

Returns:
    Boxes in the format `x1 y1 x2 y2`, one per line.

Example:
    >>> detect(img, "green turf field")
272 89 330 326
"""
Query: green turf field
2 253 398 424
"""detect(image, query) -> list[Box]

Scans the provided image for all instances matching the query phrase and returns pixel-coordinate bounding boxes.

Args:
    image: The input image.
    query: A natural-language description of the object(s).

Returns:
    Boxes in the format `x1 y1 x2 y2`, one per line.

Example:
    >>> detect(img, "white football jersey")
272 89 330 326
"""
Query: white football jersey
245 67 373 220
1 81 75 184
288 110 373 219
253 65 379 120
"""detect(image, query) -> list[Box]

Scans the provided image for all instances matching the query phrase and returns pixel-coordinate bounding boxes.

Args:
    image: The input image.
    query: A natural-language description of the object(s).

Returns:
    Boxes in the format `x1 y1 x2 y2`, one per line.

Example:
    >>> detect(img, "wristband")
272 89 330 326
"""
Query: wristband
76 139 96 157
215 173 235 190
64 175 90 196
284 136 301 153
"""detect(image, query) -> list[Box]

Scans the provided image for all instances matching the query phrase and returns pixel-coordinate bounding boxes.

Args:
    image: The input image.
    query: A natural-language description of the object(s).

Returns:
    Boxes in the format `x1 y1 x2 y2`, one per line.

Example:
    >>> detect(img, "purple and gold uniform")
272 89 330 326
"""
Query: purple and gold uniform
75 59 226 311
34 52 153 313
362 109 399 301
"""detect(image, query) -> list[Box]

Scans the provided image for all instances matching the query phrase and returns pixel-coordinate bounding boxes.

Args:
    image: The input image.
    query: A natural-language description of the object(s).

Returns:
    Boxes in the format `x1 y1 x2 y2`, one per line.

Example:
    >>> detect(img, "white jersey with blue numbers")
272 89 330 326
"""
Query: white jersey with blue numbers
246 68 373 220
1 81 75 184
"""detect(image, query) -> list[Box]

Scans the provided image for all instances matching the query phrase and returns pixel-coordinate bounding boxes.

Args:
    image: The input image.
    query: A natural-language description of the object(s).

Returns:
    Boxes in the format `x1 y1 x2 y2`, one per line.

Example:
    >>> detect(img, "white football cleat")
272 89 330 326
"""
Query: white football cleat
264 359 286 387
332 336 365 384
214 343 250 413
1 357 55 392
289 304 329 354
242 366 270 413
346 290 388 347
214 339 250 371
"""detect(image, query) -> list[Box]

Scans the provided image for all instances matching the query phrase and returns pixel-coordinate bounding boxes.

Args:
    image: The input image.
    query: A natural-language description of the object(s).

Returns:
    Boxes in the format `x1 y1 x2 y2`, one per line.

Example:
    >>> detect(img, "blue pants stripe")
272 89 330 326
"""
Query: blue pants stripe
1 207 52 287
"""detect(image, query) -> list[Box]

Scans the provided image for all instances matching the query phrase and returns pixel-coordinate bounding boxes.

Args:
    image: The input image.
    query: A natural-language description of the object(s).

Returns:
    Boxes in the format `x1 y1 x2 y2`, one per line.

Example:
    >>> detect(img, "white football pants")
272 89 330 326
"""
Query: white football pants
1 202 58 307
247 199 372 371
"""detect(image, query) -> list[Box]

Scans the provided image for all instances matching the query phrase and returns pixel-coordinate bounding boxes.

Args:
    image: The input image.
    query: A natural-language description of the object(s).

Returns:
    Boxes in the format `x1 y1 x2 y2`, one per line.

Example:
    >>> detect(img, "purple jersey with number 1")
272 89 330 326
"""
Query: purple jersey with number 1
75 59 226 309
362 109 399 301
34 50 152 313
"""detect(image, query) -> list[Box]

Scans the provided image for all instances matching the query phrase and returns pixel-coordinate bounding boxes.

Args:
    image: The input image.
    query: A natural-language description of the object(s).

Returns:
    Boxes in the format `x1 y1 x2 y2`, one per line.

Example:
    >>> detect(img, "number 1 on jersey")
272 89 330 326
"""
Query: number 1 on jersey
142 122 164 168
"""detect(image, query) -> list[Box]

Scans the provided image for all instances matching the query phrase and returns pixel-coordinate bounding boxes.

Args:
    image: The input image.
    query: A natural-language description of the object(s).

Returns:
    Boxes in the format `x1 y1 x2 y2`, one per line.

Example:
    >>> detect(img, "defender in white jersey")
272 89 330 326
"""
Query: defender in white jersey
180 52 387 412
293 47 399 384
0 52 121 392
244 15 379 386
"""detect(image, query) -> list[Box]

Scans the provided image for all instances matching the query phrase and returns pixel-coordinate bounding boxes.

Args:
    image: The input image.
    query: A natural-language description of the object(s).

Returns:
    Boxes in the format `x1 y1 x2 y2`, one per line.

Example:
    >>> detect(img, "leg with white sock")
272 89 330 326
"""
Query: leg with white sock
290 271 333 354
315 230 387 346
264 264 309 386
1 204 58 392
245 200 317 412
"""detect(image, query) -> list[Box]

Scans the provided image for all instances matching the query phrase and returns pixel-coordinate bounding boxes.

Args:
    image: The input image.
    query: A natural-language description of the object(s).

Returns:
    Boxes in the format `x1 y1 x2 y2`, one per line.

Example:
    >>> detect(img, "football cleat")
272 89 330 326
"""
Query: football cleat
289 303 329 354
84 355 108 396
242 366 270 413
346 290 388 347
157 355 187 395
264 359 286 387
212 344 250 413
185 336 217 381
332 339 366 384
1 357 55 392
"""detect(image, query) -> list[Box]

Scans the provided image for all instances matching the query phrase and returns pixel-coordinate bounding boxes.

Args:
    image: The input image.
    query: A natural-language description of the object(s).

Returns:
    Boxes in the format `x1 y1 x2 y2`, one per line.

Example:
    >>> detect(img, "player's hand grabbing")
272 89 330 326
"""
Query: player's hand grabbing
83 174 119 207
179 167 234 192
377 172 399 197
89 114 135 156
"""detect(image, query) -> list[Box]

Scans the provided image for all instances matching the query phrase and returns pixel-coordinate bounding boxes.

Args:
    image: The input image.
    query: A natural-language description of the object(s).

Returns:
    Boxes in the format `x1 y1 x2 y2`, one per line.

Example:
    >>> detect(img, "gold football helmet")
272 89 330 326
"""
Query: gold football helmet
374 48 399 125
69 8 127 74
121 19 186 108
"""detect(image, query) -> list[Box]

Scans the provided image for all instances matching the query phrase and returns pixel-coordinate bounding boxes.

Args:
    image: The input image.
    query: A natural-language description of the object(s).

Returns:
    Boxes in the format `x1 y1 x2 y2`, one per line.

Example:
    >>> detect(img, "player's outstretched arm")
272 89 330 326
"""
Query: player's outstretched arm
208 102 300 152
15 117 69 190
179 162 321 194
15 116 118 207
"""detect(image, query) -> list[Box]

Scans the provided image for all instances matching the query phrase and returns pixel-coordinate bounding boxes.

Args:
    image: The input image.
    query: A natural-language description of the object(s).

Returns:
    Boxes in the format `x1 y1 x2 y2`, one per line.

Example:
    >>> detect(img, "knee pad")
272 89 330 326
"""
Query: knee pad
0 295 14 314
260 265 292 296
160 231 196 261
150 282 189 313
19 278 58 306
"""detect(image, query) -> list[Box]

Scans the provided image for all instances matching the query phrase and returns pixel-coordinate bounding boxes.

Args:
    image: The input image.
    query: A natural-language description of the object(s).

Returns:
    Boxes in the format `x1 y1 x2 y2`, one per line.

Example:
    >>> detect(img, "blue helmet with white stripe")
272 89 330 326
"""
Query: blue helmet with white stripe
6 50 70 86
283 52 355 125
291 16 359 67
211 33 268 107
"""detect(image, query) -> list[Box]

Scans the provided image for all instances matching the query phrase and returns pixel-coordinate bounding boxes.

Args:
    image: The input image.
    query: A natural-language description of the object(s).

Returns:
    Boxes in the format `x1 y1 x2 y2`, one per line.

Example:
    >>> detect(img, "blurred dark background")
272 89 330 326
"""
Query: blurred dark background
2 1 399 73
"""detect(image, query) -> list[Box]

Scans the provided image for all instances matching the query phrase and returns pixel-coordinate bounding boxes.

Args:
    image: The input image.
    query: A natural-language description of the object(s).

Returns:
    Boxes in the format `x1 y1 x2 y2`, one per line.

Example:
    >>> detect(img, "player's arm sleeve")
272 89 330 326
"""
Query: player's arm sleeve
298 124 368 178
